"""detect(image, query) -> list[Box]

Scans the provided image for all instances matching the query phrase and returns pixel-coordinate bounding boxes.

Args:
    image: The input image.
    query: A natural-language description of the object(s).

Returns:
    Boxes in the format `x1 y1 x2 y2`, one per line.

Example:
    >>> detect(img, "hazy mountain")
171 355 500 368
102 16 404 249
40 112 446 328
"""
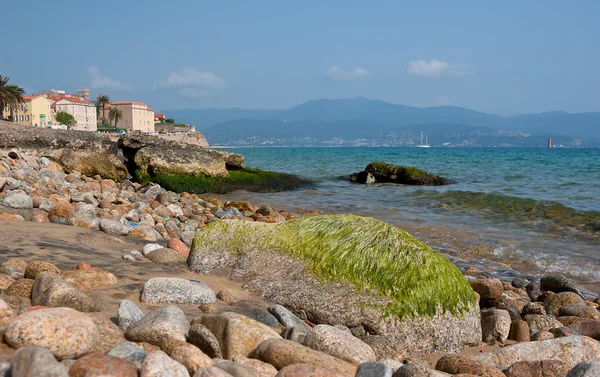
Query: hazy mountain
162 97 600 145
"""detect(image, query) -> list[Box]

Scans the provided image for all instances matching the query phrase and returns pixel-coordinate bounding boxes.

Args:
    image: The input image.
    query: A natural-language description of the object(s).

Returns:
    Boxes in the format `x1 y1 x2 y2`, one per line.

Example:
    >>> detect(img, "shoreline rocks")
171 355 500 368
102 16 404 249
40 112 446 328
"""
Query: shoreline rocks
350 162 451 185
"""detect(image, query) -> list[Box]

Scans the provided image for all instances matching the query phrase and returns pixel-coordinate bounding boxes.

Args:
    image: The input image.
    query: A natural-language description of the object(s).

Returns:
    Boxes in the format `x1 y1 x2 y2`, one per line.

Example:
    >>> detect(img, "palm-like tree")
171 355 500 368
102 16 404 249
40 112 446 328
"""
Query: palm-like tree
108 107 123 129
95 93 110 125
0 75 25 121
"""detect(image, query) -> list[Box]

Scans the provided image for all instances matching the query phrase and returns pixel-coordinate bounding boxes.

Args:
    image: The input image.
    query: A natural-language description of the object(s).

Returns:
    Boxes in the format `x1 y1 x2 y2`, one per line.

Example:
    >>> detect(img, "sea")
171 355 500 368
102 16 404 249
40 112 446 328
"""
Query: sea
211 147 600 295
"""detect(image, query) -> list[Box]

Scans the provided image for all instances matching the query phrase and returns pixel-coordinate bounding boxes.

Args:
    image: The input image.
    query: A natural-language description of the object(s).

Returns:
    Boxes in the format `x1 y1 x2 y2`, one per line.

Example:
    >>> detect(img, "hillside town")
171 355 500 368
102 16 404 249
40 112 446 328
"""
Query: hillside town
0 80 194 134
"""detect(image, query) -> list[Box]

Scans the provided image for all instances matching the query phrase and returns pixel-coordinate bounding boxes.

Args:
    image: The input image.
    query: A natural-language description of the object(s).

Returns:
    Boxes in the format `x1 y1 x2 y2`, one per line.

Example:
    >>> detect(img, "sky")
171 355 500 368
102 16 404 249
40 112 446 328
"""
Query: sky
1 1 599 116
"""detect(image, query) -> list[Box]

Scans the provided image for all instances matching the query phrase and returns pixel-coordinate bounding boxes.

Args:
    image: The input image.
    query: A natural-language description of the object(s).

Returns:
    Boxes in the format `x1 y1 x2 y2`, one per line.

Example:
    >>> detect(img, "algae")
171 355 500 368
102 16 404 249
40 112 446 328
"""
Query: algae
191 214 477 319
135 168 309 194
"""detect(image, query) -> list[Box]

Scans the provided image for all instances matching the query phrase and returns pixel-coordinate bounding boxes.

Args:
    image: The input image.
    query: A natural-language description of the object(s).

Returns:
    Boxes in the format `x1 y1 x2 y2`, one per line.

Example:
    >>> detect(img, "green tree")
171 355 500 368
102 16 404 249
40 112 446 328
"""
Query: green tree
95 93 110 124
55 110 77 130
109 107 123 128
0 75 25 121
165 118 175 123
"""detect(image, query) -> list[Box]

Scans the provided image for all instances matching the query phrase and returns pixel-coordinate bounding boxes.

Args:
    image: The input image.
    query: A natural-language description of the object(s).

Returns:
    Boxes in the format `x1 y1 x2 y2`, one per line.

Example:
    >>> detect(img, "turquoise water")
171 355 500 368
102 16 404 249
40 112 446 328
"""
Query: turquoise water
213 147 600 293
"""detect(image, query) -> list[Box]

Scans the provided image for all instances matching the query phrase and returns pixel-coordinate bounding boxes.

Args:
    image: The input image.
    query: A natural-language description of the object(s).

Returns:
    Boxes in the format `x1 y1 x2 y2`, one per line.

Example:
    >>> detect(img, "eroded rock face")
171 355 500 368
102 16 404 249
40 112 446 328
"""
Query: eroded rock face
118 134 243 179
0 121 127 181
188 215 481 360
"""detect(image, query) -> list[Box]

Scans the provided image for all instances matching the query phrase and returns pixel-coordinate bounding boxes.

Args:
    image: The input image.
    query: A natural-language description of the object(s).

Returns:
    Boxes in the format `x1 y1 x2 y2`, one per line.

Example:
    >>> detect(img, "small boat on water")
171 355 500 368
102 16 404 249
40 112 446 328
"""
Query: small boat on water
417 131 431 148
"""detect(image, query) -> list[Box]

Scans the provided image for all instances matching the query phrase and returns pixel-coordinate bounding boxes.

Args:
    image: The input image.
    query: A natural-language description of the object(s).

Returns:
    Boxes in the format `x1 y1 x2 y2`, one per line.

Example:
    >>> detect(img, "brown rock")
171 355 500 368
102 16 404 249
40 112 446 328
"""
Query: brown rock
568 320 600 340
31 271 102 312
544 292 585 315
435 355 505 377
232 357 278 377
0 274 15 289
275 364 337 377
0 258 27 275
24 260 60 279
558 304 600 320
69 353 138 377
253 338 357 377
49 202 72 222
0 213 23 221
531 331 554 341
32 214 50 222
508 320 530 342
5 279 34 298
170 344 214 374
193 312 281 360
61 269 118 290
549 326 578 338
146 248 187 263
524 314 562 334
168 237 190 257
88 314 127 353
216 288 238 304
558 316 589 326
503 359 571 377
227 201 256 213
470 278 503 300
76 262 93 270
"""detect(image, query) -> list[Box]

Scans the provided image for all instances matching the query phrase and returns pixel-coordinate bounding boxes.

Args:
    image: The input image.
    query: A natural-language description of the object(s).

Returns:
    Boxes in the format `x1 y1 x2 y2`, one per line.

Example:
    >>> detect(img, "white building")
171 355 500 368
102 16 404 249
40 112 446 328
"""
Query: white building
52 96 97 131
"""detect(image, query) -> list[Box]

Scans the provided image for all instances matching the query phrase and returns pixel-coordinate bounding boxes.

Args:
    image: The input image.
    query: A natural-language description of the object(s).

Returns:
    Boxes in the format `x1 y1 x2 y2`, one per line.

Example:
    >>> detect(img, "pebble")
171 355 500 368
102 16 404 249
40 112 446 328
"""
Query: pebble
9 346 69 377
69 353 138 377
107 341 147 367
141 277 216 305
141 350 190 377
4 307 97 360
125 306 190 349
194 312 282 360
188 323 223 358
303 324 376 364
118 299 144 330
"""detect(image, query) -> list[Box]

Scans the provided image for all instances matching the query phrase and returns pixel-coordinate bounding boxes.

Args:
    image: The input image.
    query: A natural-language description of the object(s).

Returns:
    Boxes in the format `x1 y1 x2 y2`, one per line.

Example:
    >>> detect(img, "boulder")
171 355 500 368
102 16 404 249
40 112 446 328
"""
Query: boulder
267 304 309 330
230 357 278 377
119 133 233 178
470 279 503 300
146 248 187 263
568 320 600 340
31 271 102 312
5 278 34 298
303 324 376 364
194 366 235 377
473 335 600 370
253 338 357 377
559 305 600 320
274 364 337 377
2 191 33 209
141 277 216 305
118 299 144 330
544 292 585 315
4 307 96 359
188 323 223 358
170 344 214 375
99 218 132 236
107 341 147 367
88 314 127 353
350 171 376 184
355 362 393 377
214 360 257 377
188 215 481 359
524 314 562 334
481 314 511 343
9 346 69 377
193 312 281 360
24 261 60 279
540 275 585 297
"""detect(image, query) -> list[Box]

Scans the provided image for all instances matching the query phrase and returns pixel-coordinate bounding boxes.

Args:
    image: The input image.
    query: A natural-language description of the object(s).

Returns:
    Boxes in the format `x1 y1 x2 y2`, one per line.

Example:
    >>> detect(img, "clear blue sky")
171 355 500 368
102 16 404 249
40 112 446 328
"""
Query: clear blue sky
1 1 598 115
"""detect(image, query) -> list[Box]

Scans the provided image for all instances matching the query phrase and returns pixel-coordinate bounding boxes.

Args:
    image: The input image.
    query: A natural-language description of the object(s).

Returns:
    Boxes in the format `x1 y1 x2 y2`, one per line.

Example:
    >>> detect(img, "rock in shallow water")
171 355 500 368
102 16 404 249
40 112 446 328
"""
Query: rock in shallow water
141 277 216 305
4 307 96 360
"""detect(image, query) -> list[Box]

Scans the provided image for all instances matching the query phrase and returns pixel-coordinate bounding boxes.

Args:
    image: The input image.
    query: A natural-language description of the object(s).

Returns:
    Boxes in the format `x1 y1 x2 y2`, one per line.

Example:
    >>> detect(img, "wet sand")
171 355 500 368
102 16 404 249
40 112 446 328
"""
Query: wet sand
0 219 271 322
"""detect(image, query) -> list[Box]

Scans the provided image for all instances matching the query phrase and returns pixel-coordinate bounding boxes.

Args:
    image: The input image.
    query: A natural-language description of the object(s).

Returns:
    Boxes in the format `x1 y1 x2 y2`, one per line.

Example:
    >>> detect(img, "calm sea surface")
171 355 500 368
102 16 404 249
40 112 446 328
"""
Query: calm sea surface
212 147 600 294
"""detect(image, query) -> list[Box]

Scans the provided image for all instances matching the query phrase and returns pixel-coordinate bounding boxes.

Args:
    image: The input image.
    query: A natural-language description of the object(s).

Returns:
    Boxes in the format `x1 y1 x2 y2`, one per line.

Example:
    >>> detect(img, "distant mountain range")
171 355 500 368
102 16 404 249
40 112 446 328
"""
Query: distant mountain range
162 97 600 147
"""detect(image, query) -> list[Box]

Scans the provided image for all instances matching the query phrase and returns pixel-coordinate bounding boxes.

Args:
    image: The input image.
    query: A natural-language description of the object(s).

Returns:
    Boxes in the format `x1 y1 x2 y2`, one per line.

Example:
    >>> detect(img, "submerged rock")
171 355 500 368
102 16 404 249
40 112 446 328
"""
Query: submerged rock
188 214 480 359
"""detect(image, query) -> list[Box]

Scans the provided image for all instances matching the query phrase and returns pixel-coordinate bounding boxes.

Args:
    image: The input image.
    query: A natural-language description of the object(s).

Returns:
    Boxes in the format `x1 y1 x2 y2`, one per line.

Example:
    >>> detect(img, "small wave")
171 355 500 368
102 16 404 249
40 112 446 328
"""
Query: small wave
421 190 600 235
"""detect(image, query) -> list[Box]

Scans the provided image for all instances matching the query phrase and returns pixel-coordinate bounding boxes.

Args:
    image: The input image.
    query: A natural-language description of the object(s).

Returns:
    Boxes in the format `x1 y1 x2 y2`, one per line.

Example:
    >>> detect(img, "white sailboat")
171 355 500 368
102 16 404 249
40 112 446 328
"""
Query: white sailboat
417 131 431 148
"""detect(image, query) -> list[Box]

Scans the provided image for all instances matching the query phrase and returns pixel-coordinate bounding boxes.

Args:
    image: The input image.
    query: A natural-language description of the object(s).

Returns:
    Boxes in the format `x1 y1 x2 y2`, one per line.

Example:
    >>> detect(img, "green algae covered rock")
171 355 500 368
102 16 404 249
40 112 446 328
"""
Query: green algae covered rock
188 215 481 359
360 161 451 185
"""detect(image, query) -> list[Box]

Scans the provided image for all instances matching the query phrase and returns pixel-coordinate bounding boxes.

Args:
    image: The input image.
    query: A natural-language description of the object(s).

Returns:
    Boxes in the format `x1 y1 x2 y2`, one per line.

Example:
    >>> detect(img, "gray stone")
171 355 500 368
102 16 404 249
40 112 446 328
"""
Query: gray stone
0 362 9 377
2 191 33 209
99 218 133 236
251 308 281 329
9 346 69 377
141 277 216 305
356 361 393 377
482 314 511 343
282 325 310 343
118 299 144 330
107 341 147 367
303 324 376 364
393 362 451 377
567 361 600 377
181 231 197 247
541 275 585 297
268 304 310 330
188 323 222 359
31 271 101 312
125 306 190 348
140 350 190 377
214 360 257 377
146 248 187 263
